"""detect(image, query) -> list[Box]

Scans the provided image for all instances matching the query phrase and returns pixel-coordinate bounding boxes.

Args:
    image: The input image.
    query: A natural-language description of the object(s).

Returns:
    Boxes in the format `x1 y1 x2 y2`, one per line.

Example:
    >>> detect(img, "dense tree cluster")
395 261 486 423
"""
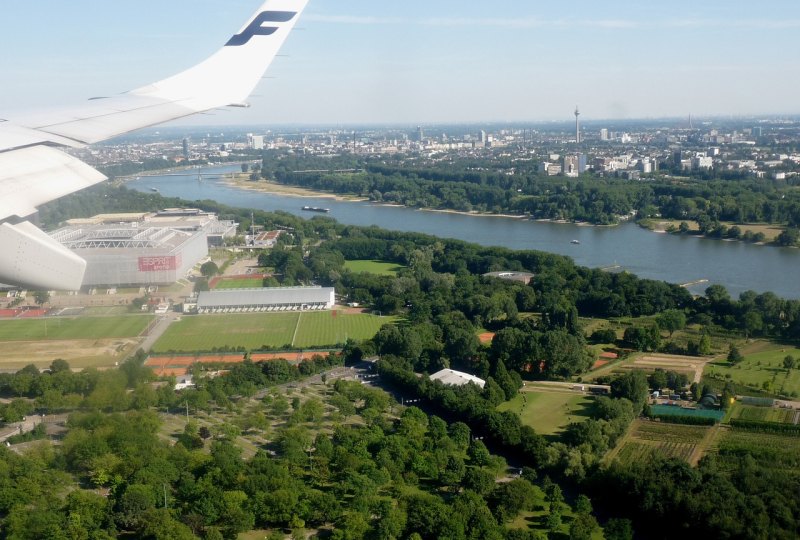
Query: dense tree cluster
261 153 800 241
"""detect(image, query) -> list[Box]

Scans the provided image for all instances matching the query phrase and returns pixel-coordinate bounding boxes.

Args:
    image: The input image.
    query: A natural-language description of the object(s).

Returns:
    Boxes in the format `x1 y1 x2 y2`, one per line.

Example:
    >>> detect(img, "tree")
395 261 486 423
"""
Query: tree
545 510 562 531
698 331 712 356
569 513 599 540
604 518 634 540
743 311 763 338
784 355 796 371
200 261 219 278
648 369 668 391
575 494 592 515
657 309 686 337
727 345 743 364
610 370 649 414
33 290 50 307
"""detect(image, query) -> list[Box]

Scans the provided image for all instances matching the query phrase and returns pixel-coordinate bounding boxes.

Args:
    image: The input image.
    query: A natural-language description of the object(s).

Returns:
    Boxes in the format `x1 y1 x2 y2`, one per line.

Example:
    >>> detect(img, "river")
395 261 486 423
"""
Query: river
126 165 800 299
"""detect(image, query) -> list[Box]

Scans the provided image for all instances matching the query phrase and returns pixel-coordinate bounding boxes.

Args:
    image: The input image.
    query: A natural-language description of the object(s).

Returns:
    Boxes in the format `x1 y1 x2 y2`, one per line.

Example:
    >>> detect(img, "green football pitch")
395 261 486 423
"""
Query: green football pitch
344 260 406 276
0 315 154 341
153 311 394 352
213 278 265 290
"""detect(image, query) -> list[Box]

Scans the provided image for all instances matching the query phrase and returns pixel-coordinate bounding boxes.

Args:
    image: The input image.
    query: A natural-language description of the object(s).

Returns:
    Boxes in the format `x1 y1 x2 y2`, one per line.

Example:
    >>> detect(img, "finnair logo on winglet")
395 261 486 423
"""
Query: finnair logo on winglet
226 11 298 46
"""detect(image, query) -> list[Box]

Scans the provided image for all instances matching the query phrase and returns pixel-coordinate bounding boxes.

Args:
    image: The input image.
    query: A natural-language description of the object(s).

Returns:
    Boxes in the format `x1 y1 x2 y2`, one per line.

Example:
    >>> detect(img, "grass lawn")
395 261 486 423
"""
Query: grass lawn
498 388 594 437
704 342 800 397
344 259 406 276
292 311 393 348
213 278 265 290
153 311 395 352
0 315 153 341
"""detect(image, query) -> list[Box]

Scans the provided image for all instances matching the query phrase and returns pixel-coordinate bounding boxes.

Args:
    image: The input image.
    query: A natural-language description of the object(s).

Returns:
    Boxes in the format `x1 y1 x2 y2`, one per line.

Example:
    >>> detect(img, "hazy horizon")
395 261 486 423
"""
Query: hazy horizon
2 1 799 126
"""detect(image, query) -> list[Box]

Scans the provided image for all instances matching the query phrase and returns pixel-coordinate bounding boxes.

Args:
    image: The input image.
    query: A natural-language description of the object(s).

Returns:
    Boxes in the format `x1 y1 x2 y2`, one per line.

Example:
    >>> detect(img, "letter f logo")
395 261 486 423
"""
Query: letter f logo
226 11 297 46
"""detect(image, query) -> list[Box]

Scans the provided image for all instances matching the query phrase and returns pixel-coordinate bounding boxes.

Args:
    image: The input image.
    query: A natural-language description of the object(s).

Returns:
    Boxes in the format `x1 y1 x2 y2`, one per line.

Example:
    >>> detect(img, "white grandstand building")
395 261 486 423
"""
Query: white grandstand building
196 287 335 313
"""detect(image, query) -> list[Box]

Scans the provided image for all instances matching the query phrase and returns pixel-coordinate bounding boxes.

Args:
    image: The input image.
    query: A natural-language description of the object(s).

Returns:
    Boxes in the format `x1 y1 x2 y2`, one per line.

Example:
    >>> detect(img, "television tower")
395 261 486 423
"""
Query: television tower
574 106 581 143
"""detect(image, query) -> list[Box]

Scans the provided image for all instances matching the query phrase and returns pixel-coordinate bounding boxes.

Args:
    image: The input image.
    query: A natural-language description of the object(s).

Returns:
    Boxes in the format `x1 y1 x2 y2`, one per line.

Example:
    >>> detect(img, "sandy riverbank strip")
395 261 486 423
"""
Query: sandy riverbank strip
225 177 368 201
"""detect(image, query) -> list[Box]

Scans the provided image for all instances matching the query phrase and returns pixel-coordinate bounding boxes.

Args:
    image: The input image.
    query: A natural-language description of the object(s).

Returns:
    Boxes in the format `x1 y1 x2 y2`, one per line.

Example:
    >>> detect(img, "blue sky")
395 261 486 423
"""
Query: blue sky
1 0 799 126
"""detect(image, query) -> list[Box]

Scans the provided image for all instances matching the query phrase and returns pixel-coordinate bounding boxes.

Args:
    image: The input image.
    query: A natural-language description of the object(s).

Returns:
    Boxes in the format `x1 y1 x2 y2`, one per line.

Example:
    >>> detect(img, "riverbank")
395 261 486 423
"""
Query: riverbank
225 176 369 202
638 218 783 246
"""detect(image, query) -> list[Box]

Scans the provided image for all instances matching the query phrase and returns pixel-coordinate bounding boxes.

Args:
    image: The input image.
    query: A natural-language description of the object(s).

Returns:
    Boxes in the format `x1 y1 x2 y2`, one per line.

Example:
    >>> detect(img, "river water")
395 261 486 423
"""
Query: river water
126 165 800 299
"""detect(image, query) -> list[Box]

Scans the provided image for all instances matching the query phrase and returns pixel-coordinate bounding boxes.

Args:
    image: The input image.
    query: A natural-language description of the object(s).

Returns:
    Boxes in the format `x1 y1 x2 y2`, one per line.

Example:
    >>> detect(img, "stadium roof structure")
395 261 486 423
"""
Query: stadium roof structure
197 287 335 309
51 225 192 250
429 368 486 389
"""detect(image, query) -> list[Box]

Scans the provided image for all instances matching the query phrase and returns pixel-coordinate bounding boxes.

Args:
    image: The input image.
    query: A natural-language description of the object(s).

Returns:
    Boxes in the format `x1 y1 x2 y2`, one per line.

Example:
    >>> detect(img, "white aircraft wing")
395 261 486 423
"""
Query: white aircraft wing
0 0 308 291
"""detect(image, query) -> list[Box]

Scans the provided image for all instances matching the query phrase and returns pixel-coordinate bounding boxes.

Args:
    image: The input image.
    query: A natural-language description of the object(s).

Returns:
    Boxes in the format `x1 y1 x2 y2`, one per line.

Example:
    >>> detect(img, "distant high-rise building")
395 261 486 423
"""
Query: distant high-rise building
753 126 763 137
416 126 424 142
182 138 190 159
479 130 487 144
599 128 609 141
248 134 264 150
574 106 581 143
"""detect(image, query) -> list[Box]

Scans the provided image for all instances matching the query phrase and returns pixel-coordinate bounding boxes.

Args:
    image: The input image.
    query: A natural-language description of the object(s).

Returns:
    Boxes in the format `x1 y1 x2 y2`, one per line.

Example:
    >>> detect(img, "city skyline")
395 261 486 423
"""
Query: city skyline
2 0 799 126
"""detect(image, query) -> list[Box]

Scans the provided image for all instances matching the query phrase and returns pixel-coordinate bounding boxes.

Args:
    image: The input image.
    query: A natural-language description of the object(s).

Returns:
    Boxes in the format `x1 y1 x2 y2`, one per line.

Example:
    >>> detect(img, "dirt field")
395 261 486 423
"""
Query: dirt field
590 352 713 383
0 338 141 370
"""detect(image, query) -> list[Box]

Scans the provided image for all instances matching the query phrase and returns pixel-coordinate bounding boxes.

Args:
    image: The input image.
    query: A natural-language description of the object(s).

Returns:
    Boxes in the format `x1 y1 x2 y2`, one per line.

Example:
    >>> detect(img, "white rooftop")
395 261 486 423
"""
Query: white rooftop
429 368 486 389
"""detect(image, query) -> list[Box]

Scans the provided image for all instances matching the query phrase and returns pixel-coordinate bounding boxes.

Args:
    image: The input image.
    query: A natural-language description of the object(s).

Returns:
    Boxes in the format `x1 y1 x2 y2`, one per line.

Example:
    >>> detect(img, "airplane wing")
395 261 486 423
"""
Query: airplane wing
0 0 309 291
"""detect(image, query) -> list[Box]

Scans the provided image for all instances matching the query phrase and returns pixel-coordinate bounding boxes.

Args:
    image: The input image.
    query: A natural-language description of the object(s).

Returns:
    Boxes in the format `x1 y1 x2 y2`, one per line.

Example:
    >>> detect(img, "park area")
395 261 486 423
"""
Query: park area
498 385 594 437
152 311 394 353
704 341 800 397
344 260 405 276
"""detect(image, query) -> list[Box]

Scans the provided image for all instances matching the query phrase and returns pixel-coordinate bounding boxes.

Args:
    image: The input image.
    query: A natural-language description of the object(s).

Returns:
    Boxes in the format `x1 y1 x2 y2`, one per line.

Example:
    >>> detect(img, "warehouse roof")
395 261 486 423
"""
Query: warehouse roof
429 368 486 389
197 287 334 308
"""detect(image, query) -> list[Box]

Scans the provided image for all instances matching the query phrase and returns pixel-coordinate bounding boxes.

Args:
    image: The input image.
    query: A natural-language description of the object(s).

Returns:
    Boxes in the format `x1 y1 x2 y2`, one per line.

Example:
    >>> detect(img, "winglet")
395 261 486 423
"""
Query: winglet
133 0 309 112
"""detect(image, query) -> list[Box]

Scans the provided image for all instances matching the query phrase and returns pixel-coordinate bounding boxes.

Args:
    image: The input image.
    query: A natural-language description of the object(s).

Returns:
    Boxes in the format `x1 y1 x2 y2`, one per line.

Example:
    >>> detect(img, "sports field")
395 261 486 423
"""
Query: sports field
0 315 153 341
153 311 394 352
344 260 406 276
498 387 594 436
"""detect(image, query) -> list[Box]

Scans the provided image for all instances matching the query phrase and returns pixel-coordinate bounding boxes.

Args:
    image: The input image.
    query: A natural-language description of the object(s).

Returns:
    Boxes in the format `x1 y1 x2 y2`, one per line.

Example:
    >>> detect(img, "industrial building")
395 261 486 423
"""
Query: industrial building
49 209 237 287
196 287 335 313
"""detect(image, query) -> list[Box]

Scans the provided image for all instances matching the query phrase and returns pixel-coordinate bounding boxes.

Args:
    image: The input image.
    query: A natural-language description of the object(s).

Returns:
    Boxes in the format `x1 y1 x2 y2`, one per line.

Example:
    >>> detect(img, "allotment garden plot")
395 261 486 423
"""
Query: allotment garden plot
610 419 713 465
153 311 392 352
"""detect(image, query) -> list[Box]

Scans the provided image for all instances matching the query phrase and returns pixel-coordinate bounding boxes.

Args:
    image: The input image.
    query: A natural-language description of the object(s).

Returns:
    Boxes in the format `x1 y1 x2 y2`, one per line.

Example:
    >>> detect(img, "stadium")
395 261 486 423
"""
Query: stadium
48 209 237 287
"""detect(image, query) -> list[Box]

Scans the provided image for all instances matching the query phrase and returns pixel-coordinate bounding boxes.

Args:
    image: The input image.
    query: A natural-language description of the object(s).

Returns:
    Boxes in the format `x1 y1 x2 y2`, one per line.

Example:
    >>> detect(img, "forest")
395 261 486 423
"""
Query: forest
258 151 800 244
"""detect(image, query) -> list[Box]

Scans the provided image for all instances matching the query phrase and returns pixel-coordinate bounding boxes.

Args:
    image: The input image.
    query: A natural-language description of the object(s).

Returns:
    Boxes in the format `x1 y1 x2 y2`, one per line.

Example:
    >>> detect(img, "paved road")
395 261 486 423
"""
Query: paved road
136 312 181 355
